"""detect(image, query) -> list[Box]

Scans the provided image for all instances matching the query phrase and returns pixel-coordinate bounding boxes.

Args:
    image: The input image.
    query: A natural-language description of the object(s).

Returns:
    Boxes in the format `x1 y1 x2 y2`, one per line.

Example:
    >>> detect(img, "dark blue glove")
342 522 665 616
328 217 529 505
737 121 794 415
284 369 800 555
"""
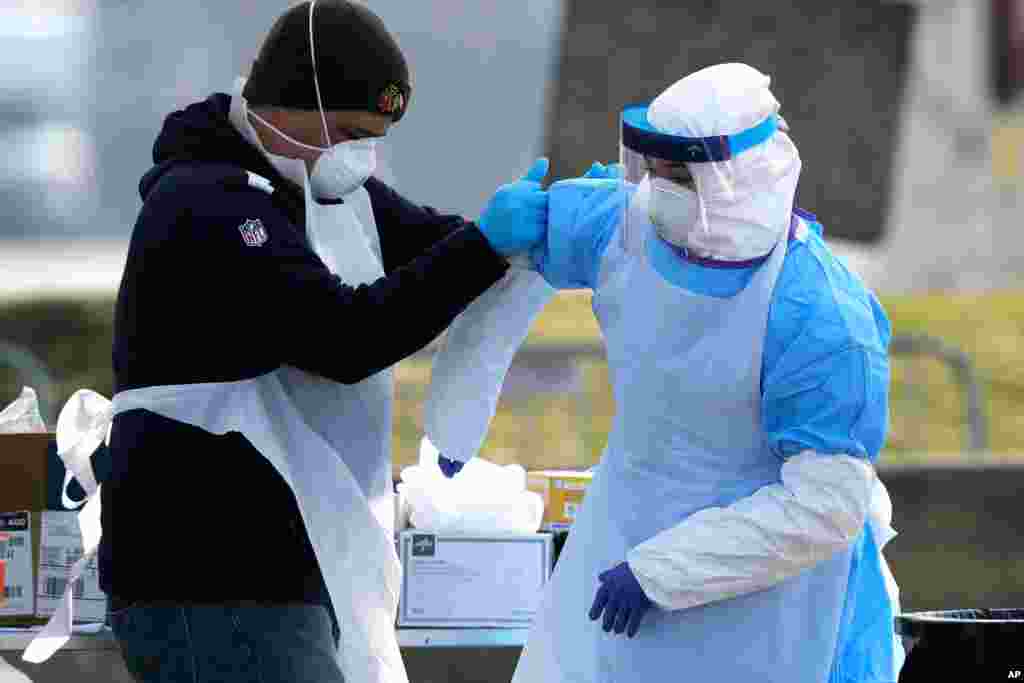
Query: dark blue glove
438 455 464 478
588 562 653 638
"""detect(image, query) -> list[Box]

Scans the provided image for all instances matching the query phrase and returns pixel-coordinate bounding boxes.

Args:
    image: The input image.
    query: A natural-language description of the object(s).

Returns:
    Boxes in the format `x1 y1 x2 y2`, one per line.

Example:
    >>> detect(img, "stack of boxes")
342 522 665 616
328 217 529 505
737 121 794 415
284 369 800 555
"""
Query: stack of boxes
2 428 596 630
392 467 594 628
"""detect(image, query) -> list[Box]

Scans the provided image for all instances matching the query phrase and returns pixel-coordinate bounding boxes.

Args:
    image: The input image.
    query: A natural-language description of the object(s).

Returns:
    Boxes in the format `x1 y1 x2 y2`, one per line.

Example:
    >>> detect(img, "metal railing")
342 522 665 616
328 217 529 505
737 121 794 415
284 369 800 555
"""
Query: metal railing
889 332 988 452
414 331 989 454
1 325 989 452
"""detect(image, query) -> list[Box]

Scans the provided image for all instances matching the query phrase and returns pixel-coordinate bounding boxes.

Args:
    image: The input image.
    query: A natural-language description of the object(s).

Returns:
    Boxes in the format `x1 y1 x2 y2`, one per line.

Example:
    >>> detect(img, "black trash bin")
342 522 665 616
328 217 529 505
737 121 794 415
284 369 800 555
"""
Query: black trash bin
896 609 1024 681
550 529 569 568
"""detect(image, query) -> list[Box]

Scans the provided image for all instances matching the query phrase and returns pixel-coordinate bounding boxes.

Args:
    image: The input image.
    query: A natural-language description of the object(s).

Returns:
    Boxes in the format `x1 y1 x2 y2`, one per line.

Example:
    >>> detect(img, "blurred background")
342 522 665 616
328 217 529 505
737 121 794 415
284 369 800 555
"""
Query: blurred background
1 0 1024 610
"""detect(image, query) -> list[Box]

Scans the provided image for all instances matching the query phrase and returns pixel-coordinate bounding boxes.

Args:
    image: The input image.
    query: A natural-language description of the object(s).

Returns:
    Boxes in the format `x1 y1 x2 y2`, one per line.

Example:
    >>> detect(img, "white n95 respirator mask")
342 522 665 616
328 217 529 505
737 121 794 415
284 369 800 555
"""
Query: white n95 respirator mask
648 176 700 248
243 110 378 200
309 138 377 199
303 0 378 200
240 0 381 201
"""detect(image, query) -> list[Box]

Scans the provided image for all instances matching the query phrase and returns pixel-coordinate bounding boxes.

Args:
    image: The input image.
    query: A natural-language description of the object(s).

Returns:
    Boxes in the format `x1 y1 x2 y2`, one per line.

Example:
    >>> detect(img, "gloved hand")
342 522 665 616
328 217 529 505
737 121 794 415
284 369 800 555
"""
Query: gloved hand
588 562 653 638
478 158 550 257
438 455 464 478
582 161 624 180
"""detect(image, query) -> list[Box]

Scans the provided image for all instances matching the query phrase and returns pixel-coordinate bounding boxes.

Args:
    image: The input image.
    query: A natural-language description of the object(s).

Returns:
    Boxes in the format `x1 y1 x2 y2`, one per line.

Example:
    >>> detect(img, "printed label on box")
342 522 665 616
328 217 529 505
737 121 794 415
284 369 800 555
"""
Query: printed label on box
399 533 551 627
0 511 34 616
411 534 436 557
35 511 106 622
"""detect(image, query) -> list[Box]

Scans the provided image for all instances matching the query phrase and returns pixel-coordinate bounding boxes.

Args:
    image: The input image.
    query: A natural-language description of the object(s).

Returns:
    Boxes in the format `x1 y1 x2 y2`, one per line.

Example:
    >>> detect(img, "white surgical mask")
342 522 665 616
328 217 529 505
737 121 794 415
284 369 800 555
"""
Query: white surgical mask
245 111 377 199
647 173 796 261
648 176 700 248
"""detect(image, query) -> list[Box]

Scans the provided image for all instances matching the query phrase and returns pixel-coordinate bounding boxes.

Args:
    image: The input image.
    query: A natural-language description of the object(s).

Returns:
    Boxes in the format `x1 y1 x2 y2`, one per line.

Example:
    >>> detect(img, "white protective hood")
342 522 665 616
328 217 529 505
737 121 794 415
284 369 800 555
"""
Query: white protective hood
625 63 803 261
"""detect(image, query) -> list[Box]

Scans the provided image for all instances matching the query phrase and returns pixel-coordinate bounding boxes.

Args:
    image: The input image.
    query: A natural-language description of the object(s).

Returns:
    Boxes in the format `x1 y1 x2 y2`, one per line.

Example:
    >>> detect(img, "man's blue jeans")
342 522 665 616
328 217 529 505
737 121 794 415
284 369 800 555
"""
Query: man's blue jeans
109 601 345 683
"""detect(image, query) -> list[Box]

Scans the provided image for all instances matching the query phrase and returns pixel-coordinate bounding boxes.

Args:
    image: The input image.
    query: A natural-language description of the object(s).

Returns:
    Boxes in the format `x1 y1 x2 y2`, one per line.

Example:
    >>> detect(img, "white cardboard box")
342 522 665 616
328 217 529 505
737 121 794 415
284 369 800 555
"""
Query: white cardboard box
397 531 552 628
0 510 106 623
0 511 33 616
35 511 106 622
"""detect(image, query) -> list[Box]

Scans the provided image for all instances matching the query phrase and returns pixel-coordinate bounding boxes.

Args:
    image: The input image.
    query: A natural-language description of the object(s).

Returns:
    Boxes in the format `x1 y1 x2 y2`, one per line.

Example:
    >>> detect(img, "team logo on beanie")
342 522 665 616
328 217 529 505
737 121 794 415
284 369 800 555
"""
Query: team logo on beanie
377 83 405 116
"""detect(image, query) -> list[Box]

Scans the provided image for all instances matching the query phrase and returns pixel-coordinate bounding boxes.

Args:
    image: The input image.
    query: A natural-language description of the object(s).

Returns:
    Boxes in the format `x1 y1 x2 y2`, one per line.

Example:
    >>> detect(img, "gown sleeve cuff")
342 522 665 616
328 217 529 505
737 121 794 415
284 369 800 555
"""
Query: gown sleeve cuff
627 451 875 611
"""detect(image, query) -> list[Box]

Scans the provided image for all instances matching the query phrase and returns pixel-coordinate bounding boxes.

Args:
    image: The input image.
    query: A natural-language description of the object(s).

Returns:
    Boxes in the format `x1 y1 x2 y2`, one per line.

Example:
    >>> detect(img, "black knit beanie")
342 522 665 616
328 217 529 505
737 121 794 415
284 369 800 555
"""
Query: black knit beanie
243 0 411 122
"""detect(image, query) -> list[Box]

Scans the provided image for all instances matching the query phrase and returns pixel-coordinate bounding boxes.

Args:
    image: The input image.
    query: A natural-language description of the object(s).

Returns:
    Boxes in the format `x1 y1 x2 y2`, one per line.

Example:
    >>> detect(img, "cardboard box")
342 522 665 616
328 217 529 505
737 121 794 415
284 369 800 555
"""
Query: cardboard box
0 510 107 625
0 433 54 513
35 510 106 622
0 432 105 512
0 433 109 625
526 470 593 531
396 531 552 628
0 511 40 624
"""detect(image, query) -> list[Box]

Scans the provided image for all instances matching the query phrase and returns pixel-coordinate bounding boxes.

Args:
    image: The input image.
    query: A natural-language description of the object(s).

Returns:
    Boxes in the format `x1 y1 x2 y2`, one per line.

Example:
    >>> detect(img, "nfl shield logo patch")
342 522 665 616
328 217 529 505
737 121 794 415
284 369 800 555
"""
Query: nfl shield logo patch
238 219 267 247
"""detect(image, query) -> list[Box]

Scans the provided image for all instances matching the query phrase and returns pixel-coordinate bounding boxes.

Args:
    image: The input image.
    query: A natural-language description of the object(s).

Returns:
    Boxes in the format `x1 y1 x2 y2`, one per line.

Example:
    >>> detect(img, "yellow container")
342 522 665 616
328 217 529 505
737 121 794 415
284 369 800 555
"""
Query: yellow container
526 470 593 531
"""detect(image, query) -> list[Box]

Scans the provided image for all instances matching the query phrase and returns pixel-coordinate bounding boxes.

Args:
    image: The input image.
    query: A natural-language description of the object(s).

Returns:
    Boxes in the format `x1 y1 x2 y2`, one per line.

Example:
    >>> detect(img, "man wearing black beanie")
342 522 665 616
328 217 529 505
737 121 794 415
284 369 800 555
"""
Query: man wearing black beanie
96 1 551 681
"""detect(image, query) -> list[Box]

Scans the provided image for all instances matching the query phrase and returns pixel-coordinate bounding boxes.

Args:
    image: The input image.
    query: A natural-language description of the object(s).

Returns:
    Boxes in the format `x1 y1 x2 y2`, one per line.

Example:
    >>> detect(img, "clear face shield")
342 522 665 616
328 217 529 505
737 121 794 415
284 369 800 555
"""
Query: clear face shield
618 104 781 252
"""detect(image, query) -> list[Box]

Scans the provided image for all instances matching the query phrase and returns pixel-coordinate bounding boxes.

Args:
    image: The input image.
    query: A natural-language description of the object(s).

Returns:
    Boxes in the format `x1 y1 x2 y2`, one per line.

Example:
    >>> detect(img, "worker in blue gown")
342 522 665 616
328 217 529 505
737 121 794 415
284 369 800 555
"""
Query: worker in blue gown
511 62 905 683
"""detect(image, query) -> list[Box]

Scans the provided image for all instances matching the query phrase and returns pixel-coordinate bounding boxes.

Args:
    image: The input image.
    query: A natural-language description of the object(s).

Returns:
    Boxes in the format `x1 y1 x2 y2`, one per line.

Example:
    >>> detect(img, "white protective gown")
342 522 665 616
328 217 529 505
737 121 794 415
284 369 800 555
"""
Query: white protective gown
424 183 901 683
509 180 901 683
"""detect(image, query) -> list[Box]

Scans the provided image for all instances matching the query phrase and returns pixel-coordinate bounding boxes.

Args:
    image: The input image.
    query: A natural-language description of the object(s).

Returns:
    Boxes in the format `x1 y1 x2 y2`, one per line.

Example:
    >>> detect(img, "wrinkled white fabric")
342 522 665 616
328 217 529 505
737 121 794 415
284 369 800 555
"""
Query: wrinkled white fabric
424 254 555 464
23 389 107 664
646 63 802 261
514 205 846 683
29 376 406 682
627 451 892 611
399 439 544 534
0 386 48 433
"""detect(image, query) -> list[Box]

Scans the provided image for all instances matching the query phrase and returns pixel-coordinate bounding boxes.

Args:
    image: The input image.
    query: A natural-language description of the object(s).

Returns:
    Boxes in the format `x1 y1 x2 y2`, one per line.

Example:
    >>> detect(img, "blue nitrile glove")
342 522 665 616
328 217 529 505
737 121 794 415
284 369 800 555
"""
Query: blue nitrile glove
588 562 653 638
582 161 624 180
478 158 550 257
438 455 464 478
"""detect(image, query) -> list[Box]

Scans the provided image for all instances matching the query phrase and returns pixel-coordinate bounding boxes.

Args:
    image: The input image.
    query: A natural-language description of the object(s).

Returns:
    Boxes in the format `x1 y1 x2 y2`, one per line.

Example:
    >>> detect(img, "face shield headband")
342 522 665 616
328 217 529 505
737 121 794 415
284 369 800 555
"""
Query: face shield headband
618 104 794 260
620 104 779 166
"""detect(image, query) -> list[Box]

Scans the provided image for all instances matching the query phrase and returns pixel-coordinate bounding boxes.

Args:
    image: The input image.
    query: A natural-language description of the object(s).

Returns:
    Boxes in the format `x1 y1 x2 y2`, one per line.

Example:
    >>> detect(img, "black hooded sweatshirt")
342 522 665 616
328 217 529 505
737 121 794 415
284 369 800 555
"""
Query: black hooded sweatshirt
100 94 508 611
